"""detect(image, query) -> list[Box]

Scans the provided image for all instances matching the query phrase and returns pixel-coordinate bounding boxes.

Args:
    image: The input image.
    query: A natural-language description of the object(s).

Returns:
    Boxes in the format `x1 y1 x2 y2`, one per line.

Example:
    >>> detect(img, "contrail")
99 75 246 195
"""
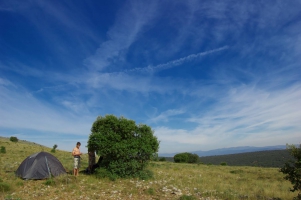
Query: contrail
126 45 229 73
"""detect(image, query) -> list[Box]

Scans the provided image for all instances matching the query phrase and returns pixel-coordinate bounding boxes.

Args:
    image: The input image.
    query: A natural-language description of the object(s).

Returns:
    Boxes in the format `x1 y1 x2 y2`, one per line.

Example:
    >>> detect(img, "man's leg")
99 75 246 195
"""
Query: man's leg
76 158 80 176
74 158 78 176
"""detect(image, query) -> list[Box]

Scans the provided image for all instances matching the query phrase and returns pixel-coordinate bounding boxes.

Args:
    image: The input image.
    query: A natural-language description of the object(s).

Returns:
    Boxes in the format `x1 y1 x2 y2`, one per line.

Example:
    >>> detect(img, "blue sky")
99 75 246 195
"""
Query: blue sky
0 0 300 154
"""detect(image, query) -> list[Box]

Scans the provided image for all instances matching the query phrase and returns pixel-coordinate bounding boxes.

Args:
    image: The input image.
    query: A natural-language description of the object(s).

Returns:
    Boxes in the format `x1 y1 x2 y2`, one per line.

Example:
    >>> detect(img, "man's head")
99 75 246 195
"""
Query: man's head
76 142 81 147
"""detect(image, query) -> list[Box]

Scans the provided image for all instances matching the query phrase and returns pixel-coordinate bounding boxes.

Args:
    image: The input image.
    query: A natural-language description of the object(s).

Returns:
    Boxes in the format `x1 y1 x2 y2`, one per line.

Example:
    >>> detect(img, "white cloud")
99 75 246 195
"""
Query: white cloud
150 109 186 123
156 82 301 153
127 46 229 74
84 0 159 71
1 0 301 155
0 77 14 86
0 80 94 135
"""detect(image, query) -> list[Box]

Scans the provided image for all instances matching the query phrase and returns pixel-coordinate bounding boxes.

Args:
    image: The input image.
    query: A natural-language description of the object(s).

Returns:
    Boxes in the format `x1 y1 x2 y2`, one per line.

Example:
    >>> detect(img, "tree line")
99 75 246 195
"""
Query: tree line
161 149 293 168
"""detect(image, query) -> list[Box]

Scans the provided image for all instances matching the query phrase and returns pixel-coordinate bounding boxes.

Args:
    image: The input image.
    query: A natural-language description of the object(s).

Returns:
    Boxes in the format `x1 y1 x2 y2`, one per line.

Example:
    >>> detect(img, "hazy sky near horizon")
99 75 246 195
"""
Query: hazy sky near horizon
0 0 300 154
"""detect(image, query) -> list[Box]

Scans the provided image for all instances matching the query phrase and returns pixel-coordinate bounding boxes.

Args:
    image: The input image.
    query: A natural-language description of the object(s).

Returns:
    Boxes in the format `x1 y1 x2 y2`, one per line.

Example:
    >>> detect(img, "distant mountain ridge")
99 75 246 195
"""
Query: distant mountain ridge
159 145 287 157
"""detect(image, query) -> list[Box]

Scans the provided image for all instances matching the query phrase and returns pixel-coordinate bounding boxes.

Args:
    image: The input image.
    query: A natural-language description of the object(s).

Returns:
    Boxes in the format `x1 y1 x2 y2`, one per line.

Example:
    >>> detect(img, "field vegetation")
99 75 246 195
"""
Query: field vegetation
0 137 297 199
164 150 293 168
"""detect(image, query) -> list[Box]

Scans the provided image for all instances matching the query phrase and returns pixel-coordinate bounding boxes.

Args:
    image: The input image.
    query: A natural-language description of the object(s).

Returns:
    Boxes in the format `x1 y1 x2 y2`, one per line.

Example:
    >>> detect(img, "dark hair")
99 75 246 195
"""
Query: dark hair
76 142 81 146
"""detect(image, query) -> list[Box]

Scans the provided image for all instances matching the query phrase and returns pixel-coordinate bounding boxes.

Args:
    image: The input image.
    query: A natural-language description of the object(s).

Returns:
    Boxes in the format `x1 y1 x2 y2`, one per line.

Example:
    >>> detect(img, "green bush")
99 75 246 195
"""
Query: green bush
10 136 18 142
174 152 189 163
95 168 119 181
159 157 166 161
220 162 227 166
174 152 200 163
0 146 6 153
188 153 200 163
88 115 159 178
280 144 301 199
51 144 58 153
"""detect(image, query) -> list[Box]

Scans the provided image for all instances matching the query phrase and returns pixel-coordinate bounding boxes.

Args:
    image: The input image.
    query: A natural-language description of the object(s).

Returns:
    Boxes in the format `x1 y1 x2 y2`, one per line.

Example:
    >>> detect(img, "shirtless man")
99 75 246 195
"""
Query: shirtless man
72 142 82 176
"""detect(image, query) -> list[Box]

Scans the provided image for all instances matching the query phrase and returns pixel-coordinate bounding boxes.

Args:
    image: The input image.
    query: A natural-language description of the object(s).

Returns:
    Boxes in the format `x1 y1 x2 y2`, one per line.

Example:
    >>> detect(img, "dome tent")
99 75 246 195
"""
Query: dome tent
16 152 66 179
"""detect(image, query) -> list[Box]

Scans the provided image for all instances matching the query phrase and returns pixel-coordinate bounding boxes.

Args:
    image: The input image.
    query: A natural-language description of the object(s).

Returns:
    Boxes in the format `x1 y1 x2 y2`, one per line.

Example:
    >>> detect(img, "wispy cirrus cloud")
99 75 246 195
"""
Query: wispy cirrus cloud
149 109 186 123
84 0 159 71
79 46 229 94
126 46 229 74
0 79 94 135
1 0 300 155
0 61 44 78
156 82 301 153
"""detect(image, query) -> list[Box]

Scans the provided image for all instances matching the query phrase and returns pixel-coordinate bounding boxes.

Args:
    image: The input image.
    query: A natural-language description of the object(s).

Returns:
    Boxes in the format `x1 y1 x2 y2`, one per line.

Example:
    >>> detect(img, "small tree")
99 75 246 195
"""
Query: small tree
280 144 301 199
10 136 18 142
174 152 199 163
174 152 190 163
51 144 58 153
88 115 159 178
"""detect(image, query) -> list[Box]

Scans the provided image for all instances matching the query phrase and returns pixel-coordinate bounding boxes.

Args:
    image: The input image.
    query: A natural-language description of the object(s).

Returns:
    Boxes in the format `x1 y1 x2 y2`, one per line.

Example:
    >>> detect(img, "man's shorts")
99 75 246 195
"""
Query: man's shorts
74 157 80 169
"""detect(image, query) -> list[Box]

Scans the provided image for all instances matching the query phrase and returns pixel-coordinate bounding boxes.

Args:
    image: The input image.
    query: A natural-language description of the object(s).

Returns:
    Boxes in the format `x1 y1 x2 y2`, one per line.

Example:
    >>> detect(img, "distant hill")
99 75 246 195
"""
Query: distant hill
162 149 293 168
159 145 287 157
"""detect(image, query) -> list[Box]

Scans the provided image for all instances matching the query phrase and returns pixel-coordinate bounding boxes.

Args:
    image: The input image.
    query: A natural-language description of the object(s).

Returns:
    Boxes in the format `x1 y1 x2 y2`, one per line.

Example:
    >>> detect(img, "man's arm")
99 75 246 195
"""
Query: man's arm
72 148 77 156
72 148 82 156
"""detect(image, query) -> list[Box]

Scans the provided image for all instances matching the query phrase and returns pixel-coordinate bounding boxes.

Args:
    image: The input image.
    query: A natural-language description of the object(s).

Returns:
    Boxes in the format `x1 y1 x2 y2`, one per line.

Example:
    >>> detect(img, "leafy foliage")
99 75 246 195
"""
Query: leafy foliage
280 144 301 199
174 152 199 163
151 153 159 161
159 157 166 161
94 168 118 181
0 146 6 153
9 136 18 142
51 144 58 153
87 115 159 178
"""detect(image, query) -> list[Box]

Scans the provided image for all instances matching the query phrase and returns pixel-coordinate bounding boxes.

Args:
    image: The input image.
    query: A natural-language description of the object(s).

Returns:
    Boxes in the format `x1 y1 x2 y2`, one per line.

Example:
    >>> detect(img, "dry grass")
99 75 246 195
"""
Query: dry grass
0 137 297 199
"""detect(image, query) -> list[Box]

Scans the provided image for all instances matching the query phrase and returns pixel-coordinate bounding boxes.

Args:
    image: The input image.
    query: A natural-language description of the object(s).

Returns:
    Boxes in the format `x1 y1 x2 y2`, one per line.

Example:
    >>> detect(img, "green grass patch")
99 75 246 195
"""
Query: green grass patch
0 182 10 192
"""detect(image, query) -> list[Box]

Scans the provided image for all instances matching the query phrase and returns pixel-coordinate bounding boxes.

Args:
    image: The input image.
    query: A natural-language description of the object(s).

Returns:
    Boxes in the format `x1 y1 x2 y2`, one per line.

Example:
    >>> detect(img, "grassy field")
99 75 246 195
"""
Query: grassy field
0 137 297 200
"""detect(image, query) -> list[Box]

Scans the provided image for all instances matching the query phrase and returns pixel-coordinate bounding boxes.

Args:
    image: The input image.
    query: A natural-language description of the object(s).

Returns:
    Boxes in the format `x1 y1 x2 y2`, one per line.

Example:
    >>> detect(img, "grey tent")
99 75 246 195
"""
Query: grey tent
16 152 66 179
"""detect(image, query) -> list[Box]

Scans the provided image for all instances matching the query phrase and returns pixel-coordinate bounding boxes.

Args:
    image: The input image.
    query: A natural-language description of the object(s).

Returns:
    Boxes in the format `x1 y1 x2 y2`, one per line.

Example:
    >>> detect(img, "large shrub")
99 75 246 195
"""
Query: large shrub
87 115 159 178
174 152 200 163
9 136 18 142
280 144 301 199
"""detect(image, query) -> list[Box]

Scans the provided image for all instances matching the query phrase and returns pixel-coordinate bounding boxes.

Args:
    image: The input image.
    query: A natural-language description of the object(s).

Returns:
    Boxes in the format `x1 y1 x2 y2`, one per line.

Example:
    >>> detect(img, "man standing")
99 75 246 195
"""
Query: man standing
72 142 82 176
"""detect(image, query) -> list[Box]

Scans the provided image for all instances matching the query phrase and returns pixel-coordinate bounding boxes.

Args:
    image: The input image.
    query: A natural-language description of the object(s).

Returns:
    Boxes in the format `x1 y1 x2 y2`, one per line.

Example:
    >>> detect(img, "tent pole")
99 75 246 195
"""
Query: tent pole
45 156 51 179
